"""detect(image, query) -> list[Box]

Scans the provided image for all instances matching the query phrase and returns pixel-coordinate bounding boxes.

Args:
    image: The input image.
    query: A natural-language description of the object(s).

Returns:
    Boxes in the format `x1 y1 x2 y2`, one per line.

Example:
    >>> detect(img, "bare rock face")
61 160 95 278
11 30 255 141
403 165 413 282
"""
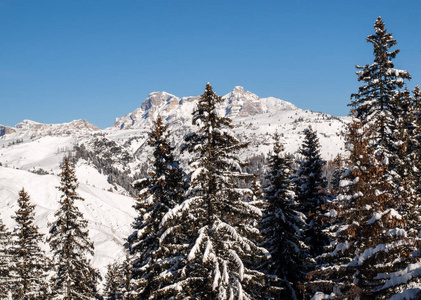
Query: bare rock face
112 86 299 131
12 119 99 137
0 125 16 137
114 92 181 130
223 86 263 118
2 85 302 140
140 92 181 121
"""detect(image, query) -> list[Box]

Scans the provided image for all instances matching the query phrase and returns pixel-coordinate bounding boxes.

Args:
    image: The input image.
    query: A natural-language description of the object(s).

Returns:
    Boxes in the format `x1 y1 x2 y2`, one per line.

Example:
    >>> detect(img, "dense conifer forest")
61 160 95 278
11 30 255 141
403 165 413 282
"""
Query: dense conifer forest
1 17 421 299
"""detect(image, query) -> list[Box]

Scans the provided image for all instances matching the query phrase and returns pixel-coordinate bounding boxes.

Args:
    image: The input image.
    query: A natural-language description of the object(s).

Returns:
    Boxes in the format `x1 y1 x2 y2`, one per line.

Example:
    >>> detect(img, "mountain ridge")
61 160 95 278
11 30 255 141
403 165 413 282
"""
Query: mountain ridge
1 86 346 141
111 86 300 131
0 86 349 278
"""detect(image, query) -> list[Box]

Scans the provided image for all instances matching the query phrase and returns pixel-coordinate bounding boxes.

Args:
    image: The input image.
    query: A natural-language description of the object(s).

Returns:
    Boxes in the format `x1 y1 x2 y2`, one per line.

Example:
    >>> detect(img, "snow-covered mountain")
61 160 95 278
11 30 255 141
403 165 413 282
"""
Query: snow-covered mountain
112 86 298 131
0 86 350 280
109 86 348 162
0 119 99 140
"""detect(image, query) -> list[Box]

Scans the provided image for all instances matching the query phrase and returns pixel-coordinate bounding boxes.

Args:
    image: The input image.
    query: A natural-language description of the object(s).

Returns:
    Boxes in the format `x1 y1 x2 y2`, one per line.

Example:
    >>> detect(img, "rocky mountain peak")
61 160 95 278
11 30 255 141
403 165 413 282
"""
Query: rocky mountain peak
223 87 262 118
112 86 303 130
232 86 245 94
0 124 16 137
2 119 99 138
114 91 183 130
15 119 41 130
140 91 180 112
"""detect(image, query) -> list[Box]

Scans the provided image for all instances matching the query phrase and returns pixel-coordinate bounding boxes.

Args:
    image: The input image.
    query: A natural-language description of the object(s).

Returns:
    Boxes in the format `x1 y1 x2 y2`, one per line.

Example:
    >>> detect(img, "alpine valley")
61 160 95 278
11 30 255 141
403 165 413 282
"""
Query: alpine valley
0 86 349 278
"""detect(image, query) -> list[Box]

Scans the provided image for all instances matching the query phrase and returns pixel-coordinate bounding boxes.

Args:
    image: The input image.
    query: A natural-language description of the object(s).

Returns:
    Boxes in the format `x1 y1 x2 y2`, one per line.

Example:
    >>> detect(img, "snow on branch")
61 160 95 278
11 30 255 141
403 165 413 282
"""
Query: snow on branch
187 226 207 261
229 249 244 281
212 260 221 291
214 221 251 252
349 239 412 267
160 196 203 228
376 261 421 290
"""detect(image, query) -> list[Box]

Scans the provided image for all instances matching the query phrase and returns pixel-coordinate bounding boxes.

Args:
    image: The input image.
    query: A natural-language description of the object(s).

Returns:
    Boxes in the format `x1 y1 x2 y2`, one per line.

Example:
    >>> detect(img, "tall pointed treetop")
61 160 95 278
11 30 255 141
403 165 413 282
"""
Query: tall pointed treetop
48 157 99 299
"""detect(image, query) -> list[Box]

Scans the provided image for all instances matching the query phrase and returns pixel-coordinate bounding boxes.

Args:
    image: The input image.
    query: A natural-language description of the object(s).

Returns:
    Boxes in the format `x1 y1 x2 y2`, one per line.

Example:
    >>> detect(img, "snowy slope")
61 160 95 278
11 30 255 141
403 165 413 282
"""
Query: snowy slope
0 135 76 173
0 166 136 276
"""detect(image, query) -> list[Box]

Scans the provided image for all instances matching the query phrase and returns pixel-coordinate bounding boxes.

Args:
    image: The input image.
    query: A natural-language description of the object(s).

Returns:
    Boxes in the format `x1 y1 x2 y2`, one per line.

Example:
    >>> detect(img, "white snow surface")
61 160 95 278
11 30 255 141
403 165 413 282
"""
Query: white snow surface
0 166 136 277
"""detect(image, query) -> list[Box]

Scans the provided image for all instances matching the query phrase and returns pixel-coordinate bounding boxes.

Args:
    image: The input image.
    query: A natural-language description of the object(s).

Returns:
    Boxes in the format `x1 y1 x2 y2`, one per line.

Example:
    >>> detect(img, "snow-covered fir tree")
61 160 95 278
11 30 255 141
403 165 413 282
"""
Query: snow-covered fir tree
260 132 307 299
391 88 421 232
296 127 329 259
126 116 186 299
48 157 99 300
10 188 50 299
349 16 412 206
0 214 13 298
157 83 273 299
328 154 346 195
104 255 133 300
308 18 421 299
309 120 420 298
413 85 421 193
249 175 264 208
104 262 124 300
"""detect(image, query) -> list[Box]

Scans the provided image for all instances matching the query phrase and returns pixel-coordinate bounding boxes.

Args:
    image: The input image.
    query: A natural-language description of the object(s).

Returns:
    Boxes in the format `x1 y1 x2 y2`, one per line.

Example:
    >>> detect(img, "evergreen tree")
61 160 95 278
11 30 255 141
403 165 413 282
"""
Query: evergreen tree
158 83 272 299
0 214 13 298
392 88 420 233
309 120 420 298
349 16 411 203
10 188 50 299
104 255 134 300
329 154 346 195
260 132 307 299
308 18 421 298
296 127 329 259
120 253 134 300
249 175 264 207
48 157 99 300
127 116 186 299
104 262 124 300
412 85 421 194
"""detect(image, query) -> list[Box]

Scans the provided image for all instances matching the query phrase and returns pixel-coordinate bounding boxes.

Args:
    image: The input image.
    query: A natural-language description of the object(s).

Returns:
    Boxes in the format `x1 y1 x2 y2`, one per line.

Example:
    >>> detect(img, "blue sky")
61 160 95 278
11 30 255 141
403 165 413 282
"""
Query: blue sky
1 0 421 129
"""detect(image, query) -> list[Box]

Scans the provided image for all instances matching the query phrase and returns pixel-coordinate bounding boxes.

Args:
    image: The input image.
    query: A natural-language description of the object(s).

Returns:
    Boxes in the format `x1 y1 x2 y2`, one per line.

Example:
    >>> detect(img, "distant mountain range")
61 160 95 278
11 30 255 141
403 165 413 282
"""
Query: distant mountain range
0 86 350 278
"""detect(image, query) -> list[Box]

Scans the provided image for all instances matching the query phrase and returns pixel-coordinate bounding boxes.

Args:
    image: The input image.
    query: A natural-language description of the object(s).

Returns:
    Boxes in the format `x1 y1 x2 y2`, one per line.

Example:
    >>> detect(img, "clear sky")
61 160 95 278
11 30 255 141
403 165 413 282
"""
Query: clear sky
1 0 421 129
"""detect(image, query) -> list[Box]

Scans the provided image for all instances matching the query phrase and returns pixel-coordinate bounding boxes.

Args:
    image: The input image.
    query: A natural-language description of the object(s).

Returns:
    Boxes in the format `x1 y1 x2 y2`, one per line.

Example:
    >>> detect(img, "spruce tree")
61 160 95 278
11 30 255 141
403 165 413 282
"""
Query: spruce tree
308 18 421 298
413 86 421 196
392 88 421 233
127 116 186 299
309 120 420 298
10 188 50 299
0 214 13 298
350 16 411 203
158 83 272 299
260 132 307 299
119 254 134 300
296 127 329 259
104 256 134 300
329 154 346 195
104 262 124 300
48 157 99 300
410 85 421 196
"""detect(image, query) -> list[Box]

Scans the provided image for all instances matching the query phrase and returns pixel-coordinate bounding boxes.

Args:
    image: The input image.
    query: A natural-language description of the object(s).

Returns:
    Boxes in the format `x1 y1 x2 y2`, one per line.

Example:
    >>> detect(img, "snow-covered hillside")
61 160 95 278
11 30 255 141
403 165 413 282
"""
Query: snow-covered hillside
0 166 136 276
0 85 350 279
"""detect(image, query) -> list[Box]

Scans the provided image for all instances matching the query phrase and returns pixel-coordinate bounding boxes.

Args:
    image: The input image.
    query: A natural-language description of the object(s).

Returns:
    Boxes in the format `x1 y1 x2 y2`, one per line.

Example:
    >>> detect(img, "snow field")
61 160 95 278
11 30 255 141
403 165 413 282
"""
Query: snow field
0 166 136 277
